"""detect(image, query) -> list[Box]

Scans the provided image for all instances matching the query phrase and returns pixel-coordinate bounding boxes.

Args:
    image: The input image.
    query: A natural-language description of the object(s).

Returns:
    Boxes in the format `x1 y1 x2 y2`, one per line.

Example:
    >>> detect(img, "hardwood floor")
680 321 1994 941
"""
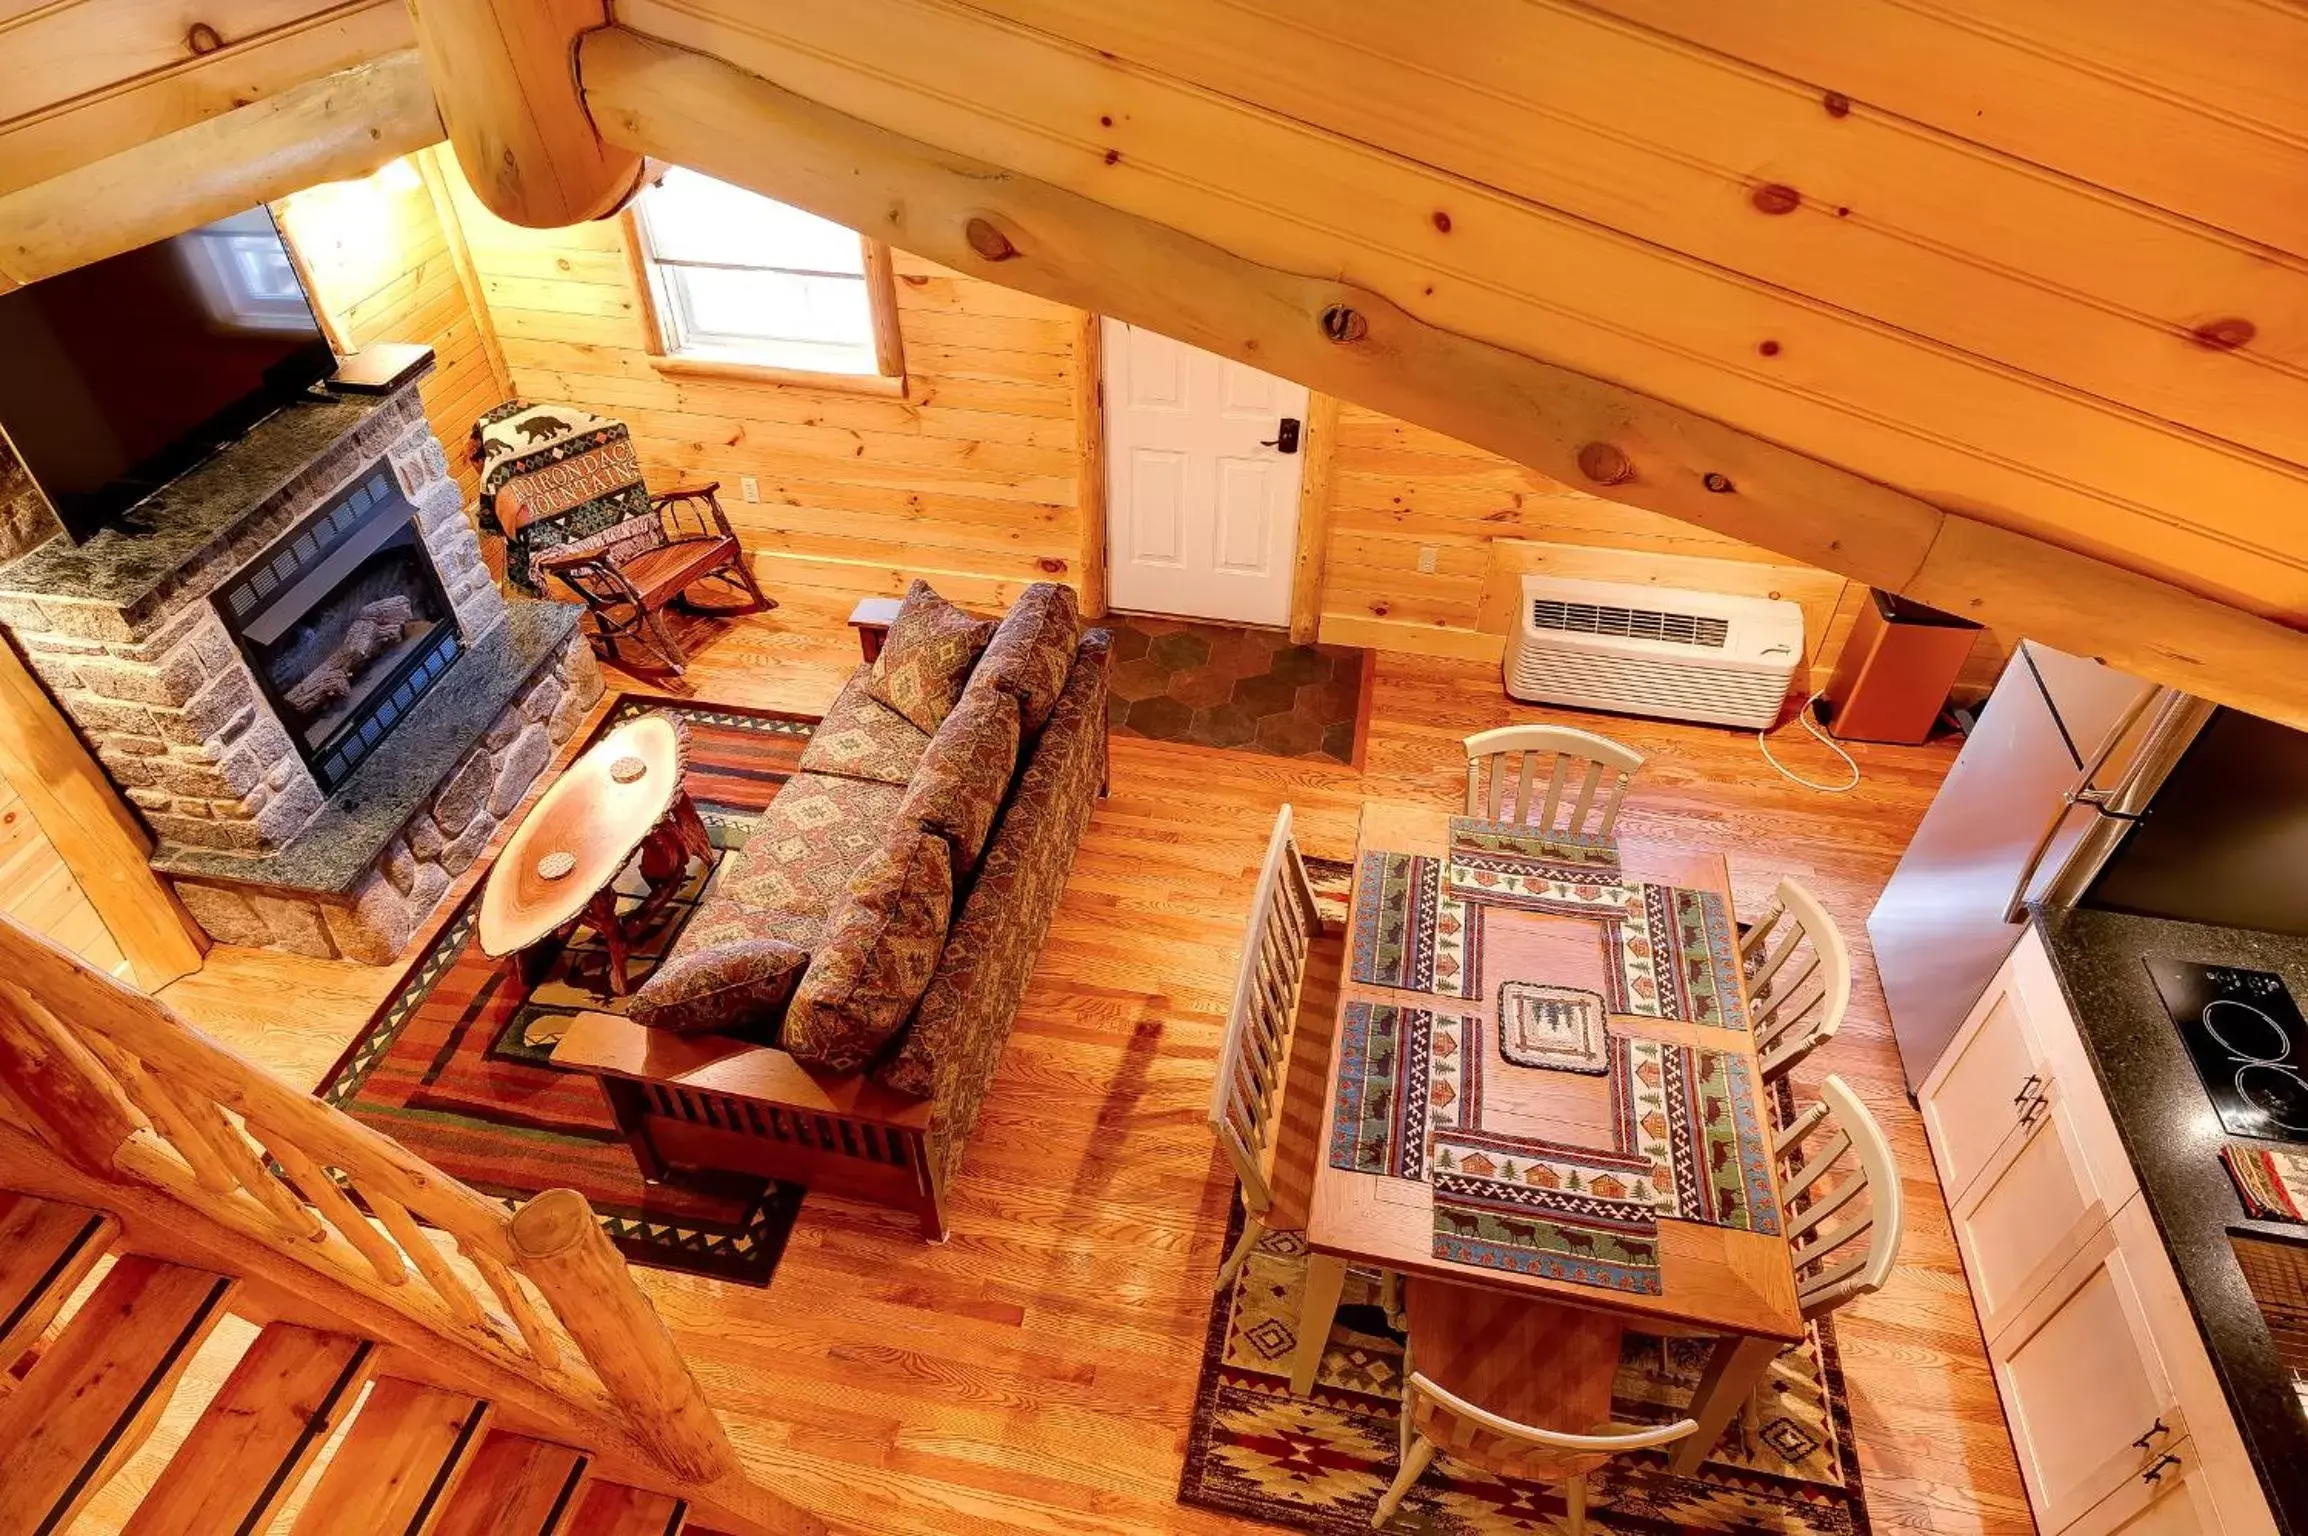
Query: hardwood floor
122 588 2030 1535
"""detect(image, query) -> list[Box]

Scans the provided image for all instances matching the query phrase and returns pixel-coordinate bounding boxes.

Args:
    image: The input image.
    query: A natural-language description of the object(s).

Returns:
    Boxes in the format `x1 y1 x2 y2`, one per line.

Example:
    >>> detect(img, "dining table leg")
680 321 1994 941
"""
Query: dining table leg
1290 1253 1349 1396
1670 1332 1783 1474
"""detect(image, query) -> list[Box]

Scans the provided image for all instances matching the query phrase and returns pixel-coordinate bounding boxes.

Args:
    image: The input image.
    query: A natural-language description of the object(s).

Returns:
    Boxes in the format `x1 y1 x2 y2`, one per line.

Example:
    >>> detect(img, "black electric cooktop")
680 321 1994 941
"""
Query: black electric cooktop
2147 958 2308 1144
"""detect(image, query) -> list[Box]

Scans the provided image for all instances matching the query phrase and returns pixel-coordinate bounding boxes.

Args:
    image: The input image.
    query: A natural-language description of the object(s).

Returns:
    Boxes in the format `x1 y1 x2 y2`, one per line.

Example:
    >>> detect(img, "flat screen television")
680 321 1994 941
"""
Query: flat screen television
0 206 337 544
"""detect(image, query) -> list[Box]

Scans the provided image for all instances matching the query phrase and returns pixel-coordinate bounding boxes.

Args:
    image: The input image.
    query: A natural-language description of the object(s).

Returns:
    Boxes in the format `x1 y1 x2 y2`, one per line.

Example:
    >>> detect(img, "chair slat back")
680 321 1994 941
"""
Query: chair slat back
1462 726 1643 842
1208 806 1323 1216
1405 1373 1696 1480
1741 878 1851 1086
1776 1075 1903 1320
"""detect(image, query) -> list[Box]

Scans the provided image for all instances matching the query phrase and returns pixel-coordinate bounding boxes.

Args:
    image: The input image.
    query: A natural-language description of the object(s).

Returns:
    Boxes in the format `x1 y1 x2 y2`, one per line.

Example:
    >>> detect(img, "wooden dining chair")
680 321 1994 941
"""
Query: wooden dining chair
1207 806 1361 1396
1462 725 1644 842
1738 877 1853 1087
1375 1280 1696 1531
1776 1074 1905 1321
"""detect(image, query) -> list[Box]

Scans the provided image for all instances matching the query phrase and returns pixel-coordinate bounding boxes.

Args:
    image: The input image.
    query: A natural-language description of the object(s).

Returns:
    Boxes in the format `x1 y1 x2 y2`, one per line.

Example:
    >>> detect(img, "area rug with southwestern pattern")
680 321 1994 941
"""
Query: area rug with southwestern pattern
1180 1206 1871 1535
316 694 816 1286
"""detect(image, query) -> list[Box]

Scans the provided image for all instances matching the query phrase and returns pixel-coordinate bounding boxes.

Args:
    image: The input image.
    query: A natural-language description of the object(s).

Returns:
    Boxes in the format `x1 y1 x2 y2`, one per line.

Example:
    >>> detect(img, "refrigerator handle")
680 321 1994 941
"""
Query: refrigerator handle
2000 687 2163 923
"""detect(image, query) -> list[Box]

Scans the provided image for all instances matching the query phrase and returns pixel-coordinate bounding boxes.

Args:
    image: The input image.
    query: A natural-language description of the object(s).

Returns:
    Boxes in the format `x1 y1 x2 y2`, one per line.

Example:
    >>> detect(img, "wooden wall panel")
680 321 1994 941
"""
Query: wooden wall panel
1317 403 2012 700
0 781 128 978
436 160 1089 609
275 151 513 503
0 0 414 196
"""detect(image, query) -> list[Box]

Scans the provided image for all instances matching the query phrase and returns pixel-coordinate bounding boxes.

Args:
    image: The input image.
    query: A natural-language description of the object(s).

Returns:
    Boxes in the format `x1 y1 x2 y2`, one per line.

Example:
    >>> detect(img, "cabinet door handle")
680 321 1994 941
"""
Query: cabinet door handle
2011 1073 2043 1106
2131 1417 2168 1450
2141 1452 2181 1484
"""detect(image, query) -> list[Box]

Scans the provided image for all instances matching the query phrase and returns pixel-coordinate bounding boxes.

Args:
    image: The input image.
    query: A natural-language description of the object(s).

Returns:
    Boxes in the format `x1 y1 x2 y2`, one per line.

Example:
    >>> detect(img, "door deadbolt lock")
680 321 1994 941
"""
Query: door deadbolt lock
1260 418 1302 454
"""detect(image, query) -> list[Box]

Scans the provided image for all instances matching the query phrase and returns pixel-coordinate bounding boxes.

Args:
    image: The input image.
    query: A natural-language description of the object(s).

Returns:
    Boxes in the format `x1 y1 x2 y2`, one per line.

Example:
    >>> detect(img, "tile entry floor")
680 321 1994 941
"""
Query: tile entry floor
1103 613 1371 765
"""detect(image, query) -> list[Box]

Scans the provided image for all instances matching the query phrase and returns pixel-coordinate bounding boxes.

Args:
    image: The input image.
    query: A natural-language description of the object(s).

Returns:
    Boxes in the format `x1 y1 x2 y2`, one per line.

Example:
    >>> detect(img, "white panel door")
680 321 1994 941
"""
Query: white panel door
1102 318 1308 626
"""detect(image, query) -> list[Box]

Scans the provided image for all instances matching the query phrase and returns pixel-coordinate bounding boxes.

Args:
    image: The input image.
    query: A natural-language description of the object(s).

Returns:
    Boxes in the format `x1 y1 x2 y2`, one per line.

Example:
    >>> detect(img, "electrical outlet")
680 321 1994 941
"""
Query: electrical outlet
1416 544 1439 574
740 475 760 502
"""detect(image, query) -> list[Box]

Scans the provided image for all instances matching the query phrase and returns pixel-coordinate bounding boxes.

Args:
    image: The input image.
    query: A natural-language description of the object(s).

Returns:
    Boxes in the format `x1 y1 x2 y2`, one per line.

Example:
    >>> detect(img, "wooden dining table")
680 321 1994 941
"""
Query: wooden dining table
1300 799 1803 1476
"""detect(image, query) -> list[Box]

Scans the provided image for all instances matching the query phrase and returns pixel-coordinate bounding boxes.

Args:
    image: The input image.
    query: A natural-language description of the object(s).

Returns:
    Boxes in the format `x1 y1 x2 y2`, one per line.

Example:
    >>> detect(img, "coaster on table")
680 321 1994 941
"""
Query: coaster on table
1449 815 1621 870
2224 1143 2308 1221
1605 882 1751 1033
1496 980 1609 1074
1350 851 1479 1000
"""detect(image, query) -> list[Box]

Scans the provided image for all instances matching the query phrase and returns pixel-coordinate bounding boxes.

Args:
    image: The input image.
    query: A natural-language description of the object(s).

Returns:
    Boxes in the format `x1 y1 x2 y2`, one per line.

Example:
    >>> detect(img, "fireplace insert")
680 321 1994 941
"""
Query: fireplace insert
217 459 460 792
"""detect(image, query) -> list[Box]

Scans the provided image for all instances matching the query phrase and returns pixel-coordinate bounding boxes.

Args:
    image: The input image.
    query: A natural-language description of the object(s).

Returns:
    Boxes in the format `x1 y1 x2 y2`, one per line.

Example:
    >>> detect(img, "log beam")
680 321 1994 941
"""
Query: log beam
0 52 442 292
579 27 2308 726
409 0 645 229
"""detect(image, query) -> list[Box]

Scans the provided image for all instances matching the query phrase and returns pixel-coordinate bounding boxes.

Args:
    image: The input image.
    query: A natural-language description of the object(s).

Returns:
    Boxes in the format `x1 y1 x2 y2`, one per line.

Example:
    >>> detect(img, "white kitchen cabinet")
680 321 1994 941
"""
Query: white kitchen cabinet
2064 1440 2228 1536
1920 930 2276 1536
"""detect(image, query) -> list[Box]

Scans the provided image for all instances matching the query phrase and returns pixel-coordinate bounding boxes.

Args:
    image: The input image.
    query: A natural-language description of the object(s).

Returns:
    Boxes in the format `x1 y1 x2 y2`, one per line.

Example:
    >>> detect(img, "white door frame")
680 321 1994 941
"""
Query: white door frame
1099 318 1309 627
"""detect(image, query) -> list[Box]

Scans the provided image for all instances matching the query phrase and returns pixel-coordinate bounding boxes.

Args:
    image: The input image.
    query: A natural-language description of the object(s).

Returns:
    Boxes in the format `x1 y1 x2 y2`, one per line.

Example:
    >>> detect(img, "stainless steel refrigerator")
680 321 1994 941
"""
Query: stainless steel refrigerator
1870 640 2215 1093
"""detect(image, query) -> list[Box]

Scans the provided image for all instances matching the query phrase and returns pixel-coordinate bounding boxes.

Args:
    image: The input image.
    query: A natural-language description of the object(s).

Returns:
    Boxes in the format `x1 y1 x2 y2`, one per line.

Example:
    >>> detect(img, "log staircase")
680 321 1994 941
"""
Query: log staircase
0 911 823 1536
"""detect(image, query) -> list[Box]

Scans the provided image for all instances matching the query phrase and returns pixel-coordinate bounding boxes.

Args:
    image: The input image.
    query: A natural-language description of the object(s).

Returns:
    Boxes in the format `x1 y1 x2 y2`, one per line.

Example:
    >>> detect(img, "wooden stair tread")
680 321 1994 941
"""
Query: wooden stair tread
0 1191 117 1371
567 1483 687 1536
0 1254 235 1536
122 1323 374 1536
289 1376 492 1536
433 1430 593 1536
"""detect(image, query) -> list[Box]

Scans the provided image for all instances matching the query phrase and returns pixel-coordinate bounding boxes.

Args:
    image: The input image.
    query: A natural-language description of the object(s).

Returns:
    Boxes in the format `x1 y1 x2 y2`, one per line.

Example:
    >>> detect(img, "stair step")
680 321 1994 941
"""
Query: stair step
433 1430 593 1536
0 1254 235 1536
567 1484 687 1536
122 1323 375 1536
0 1192 118 1370
290 1377 493 1536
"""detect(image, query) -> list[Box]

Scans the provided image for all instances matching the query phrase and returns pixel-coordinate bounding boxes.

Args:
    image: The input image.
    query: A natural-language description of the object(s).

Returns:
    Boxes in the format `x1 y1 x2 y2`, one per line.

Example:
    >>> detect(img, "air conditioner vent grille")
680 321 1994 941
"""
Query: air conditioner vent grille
1529 599 1729 649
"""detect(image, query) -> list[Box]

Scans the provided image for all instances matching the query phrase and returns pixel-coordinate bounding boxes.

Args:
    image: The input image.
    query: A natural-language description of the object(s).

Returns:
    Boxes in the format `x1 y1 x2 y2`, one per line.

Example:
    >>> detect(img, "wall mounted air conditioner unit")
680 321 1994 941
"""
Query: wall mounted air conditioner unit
1505 575 1804 729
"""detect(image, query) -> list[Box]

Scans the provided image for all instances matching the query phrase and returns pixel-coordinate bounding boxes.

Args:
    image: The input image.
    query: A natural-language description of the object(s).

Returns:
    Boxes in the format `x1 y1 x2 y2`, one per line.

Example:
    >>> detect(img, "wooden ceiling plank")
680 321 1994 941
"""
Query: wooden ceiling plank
0 0 413 197
0 50 442 290
611 0 2308 622
967 0 2308 473
1588 0 2308 261
577 26 2308 728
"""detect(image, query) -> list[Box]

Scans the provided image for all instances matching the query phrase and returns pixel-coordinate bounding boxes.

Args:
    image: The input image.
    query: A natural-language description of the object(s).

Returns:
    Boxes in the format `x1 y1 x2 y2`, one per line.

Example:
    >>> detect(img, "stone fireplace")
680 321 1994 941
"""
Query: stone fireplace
0 353 600 963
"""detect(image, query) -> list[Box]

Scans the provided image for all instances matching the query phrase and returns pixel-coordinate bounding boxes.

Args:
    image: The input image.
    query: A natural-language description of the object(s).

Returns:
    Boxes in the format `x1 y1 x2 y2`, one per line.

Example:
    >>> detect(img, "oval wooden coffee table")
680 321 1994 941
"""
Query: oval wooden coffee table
478 711 711 995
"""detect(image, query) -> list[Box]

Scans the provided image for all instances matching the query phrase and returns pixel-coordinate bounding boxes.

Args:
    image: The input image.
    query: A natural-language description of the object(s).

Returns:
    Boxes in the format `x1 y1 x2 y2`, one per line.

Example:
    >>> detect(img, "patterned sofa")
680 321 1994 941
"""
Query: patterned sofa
552 582 1109 1239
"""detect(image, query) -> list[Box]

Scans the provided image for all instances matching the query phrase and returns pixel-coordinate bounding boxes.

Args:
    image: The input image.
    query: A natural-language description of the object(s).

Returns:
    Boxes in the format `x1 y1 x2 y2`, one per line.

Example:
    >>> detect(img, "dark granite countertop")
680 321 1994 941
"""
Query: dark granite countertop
0 394 386 611
2032 905 2308 1533
151 601 579 895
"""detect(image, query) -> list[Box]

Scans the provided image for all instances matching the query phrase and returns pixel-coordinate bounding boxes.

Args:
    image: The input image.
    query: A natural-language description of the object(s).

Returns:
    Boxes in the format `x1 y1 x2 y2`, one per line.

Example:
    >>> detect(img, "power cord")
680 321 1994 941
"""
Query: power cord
1759 689 1860 793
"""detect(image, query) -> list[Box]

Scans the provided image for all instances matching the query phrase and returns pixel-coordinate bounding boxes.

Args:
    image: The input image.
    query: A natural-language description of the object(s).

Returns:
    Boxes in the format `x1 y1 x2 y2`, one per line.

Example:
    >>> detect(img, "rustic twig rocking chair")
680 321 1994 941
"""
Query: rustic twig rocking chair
533 481 774 674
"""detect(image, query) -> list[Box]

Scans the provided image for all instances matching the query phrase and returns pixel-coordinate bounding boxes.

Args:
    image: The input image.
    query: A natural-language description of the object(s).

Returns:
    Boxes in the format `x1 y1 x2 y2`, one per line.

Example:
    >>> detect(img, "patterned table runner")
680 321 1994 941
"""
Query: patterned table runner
1604 882 1751 1033
1449 815 1621 869
1443 850 1632 917
1349 852 1480 1000
1613 1037 1781 1234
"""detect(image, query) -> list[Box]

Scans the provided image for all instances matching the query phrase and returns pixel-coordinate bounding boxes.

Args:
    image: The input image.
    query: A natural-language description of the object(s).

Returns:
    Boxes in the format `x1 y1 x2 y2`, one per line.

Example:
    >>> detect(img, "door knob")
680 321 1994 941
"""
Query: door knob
1260 418 1302 453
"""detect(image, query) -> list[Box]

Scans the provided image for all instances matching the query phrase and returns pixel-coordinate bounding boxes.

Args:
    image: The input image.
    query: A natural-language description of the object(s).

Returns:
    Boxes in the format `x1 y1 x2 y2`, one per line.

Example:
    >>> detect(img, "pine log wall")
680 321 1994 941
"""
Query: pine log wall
441 168 1085 613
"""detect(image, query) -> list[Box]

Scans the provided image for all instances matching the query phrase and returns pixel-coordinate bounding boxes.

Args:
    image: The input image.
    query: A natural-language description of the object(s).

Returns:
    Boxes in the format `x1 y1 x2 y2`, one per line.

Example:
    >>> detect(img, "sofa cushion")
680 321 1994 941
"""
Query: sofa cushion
874 628 1109 1107
630 928 809 1044
976 581 1080 732
784 825 956 1072
867 579 996 733
797 666 930 787
897 679 1021 875
710 771 907 949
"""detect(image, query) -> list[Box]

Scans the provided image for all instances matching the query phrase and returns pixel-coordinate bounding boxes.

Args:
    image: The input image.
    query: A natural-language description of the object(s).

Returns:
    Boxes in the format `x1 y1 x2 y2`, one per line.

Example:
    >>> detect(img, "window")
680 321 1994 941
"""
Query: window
626 167 903 388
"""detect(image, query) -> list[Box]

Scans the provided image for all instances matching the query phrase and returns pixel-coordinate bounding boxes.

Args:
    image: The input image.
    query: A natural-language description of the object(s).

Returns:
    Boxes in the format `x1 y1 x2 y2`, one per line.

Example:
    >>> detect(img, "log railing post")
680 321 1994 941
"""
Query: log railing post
0 983 146 1177
509 1188 737 1483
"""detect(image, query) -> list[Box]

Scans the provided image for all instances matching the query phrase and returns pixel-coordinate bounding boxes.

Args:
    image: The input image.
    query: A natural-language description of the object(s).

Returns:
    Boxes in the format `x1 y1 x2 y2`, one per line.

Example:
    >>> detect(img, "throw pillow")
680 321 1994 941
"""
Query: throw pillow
897 679 1021 876
976 581 1081 732
783 825 955 1072
867 578 997 733
628 934 810 1043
